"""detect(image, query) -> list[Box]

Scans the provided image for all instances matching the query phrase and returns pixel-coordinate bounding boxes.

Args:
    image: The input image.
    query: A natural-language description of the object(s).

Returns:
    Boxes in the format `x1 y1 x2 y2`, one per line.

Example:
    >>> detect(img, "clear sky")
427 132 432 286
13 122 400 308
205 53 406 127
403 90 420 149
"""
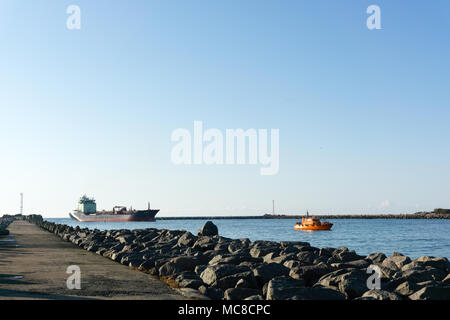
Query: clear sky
1 0 449 217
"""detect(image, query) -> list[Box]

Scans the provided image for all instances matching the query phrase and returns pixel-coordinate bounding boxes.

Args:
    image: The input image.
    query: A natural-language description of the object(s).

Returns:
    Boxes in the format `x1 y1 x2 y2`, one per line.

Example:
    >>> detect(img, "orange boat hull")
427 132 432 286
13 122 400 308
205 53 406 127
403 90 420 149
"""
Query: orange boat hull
294 223 333 231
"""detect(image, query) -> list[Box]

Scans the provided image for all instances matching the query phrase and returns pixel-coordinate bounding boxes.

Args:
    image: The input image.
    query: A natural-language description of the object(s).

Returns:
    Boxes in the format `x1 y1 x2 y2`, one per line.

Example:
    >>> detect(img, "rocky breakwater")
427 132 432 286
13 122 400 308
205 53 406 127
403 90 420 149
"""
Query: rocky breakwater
0 215 17 235
30 217 450 300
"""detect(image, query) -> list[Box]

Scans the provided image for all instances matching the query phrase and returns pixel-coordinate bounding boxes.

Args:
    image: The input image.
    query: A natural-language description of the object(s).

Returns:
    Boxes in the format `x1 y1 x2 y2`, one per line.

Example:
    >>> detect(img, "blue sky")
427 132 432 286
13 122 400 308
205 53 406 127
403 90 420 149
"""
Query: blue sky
1 0 449 217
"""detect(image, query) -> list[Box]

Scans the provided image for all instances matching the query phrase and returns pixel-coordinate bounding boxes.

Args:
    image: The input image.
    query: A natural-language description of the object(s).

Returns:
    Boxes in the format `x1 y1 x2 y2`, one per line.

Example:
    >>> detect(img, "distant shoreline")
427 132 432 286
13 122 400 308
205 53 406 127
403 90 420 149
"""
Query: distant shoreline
155 213 450 220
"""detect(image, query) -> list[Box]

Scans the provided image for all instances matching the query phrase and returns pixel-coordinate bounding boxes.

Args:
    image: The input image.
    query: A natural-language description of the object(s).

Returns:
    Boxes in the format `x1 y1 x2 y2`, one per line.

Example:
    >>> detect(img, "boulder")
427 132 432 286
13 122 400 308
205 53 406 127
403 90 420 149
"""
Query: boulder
224 288 261 300
244 295 265 300
214 271 257 290
394 281 421 296
197 221 218 237
253 263 290 287
415 256 449 271
442 274 450 285
332 247 362 262
361 289 402 300
396 267 447 283
198 285 224 300
177 232 197 247
158 261 184 277
200 264 249 286
265 276 306 300
289 262 333 286
366 252 387 264
192 236 218 251
409 286 450 300
382 255 412 271
228 239 250 254
170 256 201 271
289 286 346 300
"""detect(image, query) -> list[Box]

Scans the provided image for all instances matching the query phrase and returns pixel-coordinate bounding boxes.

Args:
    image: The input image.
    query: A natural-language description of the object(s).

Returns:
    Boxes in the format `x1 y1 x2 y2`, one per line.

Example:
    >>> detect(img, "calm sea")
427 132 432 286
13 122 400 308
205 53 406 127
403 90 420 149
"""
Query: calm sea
46 218 450 259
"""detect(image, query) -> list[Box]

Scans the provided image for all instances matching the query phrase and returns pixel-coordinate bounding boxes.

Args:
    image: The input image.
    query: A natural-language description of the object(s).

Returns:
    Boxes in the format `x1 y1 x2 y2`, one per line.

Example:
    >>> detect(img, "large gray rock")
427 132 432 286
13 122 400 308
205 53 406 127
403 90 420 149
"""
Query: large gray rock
394 281 421 296
366 252 387 264
224 288 261 300
361 289 402 300
200 264 249 286
265 276 305 300
214 271 257 290
158 261 184 277
415 256 449 271
177 231 197 247
198 285 224 300
382 255 412 271
197 221 218 237
409 286 450 300
170 256 202 271
316 268 368 299
332 247 363 262
253 263 290 287
289 262 333 286
396 267 447 283
289 287 346 300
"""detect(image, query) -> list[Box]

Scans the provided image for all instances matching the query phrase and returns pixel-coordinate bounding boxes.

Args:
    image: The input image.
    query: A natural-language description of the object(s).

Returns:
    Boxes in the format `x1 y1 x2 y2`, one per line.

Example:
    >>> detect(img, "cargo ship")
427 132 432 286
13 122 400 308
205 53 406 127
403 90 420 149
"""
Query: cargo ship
69 195 159 222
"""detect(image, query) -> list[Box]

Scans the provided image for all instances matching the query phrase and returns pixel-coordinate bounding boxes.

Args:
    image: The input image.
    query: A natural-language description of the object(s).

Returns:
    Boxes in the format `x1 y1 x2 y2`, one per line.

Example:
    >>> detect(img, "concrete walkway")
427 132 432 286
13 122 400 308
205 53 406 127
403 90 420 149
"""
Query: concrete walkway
0 220 184 300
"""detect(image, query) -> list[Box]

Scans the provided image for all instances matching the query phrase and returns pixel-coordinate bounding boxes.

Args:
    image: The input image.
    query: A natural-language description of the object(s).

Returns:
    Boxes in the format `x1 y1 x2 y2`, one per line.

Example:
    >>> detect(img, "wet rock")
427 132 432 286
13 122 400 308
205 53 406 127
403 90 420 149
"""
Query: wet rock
198 221 218 237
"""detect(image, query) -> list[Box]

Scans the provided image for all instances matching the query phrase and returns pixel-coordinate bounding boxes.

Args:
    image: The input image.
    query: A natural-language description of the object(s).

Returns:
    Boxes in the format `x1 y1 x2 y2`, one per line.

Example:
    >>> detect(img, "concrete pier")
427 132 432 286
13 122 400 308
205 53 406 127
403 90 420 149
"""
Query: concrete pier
0 220 183 300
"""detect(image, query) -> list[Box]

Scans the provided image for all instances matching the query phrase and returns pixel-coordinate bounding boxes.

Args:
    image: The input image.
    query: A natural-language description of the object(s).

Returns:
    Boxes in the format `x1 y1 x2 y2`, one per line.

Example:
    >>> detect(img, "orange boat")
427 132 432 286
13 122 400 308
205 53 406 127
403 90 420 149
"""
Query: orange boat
294 212 333 231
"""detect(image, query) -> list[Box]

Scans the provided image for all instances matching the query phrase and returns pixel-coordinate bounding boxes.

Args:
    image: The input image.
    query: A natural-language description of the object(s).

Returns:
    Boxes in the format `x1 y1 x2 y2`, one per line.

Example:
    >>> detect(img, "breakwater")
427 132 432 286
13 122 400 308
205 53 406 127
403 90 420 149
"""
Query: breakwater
6 215 450 300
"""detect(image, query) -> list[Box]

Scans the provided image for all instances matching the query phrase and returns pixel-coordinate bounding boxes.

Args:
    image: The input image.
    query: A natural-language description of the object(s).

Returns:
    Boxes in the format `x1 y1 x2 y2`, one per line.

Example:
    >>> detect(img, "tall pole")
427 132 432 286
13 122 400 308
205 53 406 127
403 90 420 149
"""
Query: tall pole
20 193 23 215
272 200 275 215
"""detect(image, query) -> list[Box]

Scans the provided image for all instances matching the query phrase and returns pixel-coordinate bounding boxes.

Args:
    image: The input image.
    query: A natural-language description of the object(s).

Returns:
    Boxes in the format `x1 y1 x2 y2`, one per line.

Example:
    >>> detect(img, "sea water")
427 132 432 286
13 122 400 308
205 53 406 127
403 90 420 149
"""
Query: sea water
46 218 450 259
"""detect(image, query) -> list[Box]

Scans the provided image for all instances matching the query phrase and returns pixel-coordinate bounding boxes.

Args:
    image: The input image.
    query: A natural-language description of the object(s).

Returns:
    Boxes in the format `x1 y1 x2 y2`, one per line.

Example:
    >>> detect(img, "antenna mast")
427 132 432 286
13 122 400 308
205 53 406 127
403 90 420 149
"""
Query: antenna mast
20 193 23 215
